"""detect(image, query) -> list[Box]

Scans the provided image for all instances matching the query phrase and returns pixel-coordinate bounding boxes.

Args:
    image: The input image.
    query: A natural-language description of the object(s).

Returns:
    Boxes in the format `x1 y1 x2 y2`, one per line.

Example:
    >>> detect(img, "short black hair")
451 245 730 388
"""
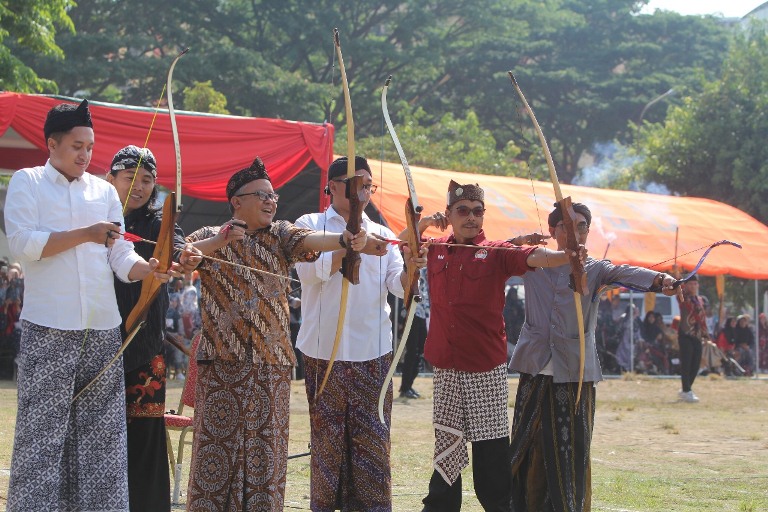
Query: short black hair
548 202 592 228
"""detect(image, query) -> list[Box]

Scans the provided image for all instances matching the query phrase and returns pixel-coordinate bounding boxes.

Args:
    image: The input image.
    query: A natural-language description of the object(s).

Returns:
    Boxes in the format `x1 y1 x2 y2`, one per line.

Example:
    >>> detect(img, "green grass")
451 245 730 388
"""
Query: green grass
1 377 767 511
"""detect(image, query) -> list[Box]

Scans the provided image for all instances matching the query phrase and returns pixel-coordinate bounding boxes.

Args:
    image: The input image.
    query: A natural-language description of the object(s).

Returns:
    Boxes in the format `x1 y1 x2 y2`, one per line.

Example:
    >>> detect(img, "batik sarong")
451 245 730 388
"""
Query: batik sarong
432 363 509 485
125 353 170 512
8 320 128 512
304 354 393 512
509 373 596 512
187 358 291 512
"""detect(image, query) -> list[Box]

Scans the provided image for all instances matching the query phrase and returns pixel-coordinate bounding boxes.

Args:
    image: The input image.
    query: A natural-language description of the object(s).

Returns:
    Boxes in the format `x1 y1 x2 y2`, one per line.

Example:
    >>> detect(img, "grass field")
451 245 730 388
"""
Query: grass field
0 374 767 511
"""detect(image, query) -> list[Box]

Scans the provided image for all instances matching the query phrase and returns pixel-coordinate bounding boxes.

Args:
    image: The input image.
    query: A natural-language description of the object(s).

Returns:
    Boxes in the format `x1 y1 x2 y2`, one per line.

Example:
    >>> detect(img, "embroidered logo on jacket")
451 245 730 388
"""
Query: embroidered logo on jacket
473 249 488 261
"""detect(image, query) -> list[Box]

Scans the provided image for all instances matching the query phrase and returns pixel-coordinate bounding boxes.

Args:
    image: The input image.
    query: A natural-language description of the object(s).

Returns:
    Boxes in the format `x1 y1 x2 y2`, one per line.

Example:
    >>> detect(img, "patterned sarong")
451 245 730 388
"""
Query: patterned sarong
432 364 509 485
509 373 596 512
304 354 393 512
8 320 128 512
187 358 291 512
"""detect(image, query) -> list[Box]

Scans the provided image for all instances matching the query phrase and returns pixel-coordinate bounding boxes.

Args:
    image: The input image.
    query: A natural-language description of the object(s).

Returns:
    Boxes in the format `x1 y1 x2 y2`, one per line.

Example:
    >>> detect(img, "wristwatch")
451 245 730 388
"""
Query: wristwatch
338 233 347 249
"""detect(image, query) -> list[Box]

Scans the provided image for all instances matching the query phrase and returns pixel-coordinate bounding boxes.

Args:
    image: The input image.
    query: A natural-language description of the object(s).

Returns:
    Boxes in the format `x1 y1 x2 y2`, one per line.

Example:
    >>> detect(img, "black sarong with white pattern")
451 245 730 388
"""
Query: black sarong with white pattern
509 373 596 512
8 320 129 512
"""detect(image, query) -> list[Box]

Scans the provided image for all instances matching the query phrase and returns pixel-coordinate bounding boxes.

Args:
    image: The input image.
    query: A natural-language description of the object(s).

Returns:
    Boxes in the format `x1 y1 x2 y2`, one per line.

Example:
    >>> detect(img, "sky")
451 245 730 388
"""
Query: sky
640 0 763 17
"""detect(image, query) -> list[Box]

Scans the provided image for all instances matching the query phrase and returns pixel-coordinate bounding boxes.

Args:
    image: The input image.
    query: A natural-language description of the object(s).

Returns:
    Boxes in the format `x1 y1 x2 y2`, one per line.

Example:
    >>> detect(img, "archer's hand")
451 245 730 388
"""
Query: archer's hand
418 212 449 234
344 229 368 252
572 244 588 264
660 274 683 299
217 219 246 246
88 221 122 248
179 243 203 273
508 233 551 246
149 258 182 283
361 233 390 257
403 243 428 269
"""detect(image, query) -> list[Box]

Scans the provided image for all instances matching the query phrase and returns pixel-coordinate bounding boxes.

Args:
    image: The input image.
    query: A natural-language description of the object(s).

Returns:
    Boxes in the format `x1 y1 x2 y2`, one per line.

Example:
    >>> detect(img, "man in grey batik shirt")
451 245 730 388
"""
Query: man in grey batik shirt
508 202 680 512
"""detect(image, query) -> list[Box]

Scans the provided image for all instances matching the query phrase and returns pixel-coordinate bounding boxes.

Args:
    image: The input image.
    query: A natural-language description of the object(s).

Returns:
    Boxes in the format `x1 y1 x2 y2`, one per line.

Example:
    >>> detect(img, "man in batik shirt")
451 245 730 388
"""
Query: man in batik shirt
185 157 376 511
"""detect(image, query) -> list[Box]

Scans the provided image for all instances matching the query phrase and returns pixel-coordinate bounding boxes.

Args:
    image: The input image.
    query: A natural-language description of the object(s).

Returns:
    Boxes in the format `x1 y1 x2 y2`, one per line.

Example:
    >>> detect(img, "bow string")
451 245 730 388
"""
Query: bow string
316 30 364 398
509 72 588 405
74 48 188 402
377 75 423 424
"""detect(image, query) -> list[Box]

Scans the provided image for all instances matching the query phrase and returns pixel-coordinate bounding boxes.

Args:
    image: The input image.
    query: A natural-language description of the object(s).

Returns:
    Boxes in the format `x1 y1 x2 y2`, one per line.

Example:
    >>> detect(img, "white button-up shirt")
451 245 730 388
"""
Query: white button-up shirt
5 162 142 330
294 207 405 361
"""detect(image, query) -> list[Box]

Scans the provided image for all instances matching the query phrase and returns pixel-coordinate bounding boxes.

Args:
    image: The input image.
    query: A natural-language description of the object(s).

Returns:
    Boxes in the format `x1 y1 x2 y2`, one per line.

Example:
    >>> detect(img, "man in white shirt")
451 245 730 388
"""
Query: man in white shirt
295 155 425 511
4 99 175 512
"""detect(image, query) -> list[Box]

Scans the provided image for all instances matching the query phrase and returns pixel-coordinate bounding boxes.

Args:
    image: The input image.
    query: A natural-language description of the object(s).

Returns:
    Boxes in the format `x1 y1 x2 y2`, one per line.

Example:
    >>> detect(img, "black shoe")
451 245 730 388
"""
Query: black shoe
400 388 420 399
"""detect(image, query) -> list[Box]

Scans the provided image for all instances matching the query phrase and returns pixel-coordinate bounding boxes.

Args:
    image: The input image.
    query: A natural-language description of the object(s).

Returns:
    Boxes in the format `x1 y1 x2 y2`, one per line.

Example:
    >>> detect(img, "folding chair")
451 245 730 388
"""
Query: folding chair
164 332 199 505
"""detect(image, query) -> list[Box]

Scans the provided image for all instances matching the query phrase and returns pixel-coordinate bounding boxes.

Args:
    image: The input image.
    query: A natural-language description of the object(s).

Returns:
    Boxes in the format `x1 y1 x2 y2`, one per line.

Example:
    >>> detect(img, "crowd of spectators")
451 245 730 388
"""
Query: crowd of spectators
0 260 24 379
590 292 763 377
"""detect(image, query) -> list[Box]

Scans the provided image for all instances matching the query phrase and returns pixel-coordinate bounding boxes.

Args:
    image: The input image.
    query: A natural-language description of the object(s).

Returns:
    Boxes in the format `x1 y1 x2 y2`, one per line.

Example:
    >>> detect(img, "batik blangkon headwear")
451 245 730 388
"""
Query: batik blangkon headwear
110 145 157 177
447 179 484 207
226 157 271 201
43 99 93 141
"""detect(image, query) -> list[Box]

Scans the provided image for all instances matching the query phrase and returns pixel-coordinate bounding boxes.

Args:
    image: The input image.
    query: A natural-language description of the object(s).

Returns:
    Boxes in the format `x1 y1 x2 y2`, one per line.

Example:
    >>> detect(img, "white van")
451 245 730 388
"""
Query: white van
618 291 680 325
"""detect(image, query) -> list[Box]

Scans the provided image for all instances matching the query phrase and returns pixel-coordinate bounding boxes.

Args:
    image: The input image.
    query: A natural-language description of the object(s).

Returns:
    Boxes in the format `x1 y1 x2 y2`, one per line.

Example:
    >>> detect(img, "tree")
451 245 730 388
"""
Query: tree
183 81 229 114
631 24 768 225
356 106 529 177
0 0 74 92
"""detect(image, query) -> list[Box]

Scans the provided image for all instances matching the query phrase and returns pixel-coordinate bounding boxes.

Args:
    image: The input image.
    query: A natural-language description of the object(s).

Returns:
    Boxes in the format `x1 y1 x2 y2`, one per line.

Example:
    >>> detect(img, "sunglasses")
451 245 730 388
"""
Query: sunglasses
452 205 485 217
555 221 589 234
235 190 280 202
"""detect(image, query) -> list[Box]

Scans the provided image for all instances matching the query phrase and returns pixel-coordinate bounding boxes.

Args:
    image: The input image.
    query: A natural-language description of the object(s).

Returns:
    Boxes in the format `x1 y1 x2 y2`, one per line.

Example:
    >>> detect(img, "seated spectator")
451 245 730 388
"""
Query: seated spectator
716 317 736 353
758 313 768 372
639 311 669 374
164 293 186 379
733 314 755 376
616 304 642 372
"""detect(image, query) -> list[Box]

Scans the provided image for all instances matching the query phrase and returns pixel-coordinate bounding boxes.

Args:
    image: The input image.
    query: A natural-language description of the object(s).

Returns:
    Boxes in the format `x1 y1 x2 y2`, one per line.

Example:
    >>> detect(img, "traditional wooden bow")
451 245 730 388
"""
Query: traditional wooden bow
73 49 187 402
316 29 365 398
509 72 588 405
377 75 423 423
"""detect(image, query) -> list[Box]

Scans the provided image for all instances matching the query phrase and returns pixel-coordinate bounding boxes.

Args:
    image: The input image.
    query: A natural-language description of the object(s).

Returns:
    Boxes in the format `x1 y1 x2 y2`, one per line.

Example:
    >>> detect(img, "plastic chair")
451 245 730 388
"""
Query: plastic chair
164 332 199 504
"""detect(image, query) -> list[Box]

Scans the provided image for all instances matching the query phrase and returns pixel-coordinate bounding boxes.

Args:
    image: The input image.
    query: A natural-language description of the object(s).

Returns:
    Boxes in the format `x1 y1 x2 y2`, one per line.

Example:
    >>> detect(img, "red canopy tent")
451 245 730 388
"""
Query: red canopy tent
0 92 334 210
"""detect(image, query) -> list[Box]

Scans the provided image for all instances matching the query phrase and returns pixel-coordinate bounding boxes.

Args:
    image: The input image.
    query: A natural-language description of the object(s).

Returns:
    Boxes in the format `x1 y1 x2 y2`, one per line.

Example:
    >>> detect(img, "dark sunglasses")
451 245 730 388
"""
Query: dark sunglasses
452 205 485 218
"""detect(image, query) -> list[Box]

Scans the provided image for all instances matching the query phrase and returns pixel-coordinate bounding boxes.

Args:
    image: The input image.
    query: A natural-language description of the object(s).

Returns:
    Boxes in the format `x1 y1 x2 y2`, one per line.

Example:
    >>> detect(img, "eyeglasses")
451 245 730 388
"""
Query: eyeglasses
236 190 279 202
330 179 377 195
452 205 485 217
555 221 589 234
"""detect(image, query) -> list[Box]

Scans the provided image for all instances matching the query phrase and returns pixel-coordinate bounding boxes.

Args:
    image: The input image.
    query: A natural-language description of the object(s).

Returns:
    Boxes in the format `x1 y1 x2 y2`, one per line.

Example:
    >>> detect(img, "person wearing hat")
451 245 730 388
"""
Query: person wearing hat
293 155 426 511
677 275 710 402
107 144 202 511
5 100 179 511
507 202 679 512
184 157 385 511
404 181 583 512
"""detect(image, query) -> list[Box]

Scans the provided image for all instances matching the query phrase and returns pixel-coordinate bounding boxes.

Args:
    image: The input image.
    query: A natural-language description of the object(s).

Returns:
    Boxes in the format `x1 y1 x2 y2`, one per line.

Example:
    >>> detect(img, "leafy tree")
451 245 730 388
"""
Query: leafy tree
631 24 768 224
433 0 732 183
183 80 229 114
356 106 529 177
0 0 74 92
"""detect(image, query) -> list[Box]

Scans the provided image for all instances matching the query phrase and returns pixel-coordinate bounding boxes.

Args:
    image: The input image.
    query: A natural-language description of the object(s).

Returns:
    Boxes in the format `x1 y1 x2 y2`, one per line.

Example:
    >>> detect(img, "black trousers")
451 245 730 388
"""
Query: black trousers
422 436 511 512
399 315 427 393
678 333 703 392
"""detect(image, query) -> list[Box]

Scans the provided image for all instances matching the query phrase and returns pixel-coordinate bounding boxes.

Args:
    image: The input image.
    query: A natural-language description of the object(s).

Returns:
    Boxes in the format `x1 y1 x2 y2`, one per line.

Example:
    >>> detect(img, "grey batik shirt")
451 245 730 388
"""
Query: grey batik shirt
509 258 658 383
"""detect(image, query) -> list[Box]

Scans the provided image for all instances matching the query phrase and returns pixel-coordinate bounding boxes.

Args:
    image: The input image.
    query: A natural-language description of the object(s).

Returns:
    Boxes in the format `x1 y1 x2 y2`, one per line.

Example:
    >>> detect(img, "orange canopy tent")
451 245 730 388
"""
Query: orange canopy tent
367 159 768 280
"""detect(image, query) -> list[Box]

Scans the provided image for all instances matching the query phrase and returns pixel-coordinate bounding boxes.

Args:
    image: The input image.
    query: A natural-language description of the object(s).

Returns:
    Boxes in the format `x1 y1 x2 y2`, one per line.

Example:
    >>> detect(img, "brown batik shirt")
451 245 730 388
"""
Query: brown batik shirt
187 221 318 365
